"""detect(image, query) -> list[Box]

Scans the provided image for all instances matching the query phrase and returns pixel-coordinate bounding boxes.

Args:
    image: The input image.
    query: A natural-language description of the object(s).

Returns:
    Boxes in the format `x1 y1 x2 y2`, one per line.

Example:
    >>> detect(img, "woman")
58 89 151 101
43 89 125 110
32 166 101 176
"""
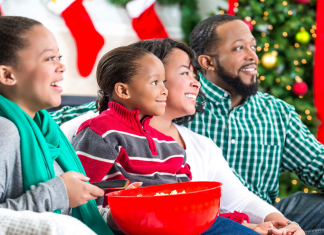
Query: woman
57 39 304 235
0 16 114 235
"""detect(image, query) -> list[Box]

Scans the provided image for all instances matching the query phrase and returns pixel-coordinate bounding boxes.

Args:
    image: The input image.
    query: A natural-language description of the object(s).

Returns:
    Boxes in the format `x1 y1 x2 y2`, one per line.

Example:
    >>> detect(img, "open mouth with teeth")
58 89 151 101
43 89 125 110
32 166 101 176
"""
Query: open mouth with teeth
185 94 197 101
240 66 257 75
50 81 63 92
51 81 63 87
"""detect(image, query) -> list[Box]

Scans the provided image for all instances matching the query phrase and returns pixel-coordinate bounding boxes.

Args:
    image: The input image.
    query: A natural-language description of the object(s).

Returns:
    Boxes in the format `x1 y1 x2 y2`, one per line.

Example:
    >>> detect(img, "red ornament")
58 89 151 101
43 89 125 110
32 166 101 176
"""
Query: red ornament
294 0 311 4
243 20 253 31
293 81 308 96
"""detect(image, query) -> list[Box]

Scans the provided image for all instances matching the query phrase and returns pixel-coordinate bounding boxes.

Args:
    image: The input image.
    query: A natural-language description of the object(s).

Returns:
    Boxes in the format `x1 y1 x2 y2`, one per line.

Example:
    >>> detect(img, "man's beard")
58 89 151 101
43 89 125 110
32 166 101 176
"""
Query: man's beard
215 58 258 98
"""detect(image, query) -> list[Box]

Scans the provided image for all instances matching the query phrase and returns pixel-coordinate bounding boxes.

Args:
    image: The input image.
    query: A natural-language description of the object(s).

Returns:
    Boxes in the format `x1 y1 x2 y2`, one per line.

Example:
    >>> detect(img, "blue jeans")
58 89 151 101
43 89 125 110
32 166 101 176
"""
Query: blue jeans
109 216 258 234
202 216 259 235
274 192 324 235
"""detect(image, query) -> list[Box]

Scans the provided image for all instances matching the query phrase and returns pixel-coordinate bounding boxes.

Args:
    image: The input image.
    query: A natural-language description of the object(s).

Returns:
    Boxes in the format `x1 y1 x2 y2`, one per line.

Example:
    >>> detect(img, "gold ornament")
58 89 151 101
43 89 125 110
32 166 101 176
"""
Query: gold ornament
261 52 277 69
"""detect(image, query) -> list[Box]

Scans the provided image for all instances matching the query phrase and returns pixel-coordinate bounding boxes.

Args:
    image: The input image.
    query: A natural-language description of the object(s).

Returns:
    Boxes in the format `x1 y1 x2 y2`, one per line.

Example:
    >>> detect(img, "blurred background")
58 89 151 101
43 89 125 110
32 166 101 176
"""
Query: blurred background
0 0 320 201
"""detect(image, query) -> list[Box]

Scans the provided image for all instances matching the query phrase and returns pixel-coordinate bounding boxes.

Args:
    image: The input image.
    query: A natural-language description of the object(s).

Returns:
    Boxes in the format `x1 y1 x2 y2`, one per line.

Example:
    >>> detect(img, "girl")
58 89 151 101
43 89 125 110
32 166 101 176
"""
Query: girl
0 16 113 235
71 46 192 193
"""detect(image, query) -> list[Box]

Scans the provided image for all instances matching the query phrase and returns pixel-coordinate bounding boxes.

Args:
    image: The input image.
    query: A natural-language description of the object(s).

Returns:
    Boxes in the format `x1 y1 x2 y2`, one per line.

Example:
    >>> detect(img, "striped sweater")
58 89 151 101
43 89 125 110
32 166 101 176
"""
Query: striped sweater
72 102 192 189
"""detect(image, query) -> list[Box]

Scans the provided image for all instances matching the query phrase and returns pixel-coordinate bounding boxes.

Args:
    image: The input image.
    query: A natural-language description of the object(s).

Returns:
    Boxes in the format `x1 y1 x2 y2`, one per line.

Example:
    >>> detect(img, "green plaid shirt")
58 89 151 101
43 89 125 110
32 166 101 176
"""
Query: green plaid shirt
50 76 324 204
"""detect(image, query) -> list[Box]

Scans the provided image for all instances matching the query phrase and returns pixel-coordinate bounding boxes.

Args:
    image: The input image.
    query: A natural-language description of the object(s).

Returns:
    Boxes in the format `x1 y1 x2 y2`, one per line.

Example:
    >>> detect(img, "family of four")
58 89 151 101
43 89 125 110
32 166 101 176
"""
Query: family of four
0 13 323 235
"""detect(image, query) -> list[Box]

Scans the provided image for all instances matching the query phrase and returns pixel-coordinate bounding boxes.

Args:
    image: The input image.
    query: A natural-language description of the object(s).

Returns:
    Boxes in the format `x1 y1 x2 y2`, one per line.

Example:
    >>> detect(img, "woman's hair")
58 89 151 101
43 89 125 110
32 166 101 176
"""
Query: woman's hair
0 16 42 66
130 39 206 125
96 46 152 113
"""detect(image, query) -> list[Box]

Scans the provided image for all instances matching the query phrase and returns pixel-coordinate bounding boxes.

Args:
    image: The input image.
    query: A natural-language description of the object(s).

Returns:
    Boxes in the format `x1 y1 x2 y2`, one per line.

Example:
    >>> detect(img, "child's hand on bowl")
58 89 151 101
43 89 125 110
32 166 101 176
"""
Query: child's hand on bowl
126 182 143 190
107 182 143 230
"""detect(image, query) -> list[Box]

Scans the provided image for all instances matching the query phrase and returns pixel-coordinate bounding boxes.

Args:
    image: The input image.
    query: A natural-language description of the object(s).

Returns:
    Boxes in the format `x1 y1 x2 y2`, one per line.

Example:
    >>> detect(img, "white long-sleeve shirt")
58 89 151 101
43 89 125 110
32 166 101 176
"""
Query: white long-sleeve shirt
60 111 281 224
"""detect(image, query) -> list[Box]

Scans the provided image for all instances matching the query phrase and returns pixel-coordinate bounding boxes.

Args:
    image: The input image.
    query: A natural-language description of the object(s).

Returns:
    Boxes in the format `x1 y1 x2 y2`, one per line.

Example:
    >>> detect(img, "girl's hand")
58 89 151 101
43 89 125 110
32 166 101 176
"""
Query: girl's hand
125 182 143 190
60 171 104 208
248 221 287 235
273 223 305 235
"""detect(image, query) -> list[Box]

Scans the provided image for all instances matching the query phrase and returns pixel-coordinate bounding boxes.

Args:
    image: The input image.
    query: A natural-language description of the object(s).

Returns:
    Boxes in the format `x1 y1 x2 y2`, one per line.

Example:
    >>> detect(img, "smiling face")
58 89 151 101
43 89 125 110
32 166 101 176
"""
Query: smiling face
125 53 168 119
216 20 258 83
203 20 259 97
9 25 65 116
162 48 201 118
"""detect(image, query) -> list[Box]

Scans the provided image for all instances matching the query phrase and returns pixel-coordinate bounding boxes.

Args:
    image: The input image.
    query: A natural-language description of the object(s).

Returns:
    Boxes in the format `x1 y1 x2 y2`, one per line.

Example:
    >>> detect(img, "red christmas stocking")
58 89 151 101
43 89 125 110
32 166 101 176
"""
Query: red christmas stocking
47 0 104 77
0 0 4 16
126 0 168 40
227 0 239 15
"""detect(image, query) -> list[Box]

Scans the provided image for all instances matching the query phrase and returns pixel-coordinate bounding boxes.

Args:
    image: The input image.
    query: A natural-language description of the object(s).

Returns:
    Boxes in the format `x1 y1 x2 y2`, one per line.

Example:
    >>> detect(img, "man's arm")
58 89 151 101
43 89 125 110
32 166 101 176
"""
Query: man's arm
282 107 324 191
49 101 97 126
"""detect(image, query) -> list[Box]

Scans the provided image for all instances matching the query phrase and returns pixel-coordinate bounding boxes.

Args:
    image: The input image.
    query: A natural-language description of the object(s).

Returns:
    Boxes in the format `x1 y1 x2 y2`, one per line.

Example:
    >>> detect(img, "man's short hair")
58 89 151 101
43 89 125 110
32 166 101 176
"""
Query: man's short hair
189 14 241 58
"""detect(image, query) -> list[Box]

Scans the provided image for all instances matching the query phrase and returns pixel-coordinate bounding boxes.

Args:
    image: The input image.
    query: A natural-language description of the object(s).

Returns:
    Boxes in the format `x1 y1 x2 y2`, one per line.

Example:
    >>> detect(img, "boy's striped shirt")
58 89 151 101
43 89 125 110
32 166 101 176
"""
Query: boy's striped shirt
71 102 191 199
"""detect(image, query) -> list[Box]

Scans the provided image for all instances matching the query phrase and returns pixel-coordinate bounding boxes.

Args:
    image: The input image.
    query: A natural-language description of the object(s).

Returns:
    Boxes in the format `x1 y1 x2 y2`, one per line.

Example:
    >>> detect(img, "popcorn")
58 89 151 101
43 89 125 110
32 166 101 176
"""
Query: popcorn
137 190 186 197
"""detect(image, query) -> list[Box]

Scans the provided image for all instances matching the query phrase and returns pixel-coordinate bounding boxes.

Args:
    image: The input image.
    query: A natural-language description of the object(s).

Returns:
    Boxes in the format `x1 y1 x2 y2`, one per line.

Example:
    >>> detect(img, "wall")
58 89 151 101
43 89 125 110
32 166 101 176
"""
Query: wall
1 0 226 97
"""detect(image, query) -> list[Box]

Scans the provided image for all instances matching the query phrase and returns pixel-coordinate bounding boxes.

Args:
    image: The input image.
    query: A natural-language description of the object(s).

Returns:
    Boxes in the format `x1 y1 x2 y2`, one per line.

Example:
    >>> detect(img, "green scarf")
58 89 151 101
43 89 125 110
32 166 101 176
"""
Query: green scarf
0 95 114 235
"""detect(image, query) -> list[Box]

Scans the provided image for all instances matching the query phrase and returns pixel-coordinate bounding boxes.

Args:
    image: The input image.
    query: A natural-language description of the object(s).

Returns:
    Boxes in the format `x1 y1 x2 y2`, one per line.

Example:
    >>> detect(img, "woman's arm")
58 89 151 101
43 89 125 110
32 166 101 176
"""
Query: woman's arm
207 140 304 234
0 118 69 212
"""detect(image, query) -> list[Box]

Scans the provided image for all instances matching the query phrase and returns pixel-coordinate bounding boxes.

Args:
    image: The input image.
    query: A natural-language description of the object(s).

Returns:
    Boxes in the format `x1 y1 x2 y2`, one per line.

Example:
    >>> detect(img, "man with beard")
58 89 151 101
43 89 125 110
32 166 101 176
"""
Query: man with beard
187 14 324 234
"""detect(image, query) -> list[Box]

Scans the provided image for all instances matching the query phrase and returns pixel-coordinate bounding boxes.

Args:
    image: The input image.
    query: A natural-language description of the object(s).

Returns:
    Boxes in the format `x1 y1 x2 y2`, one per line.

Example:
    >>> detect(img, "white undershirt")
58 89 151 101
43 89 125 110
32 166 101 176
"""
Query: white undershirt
60 111 281 224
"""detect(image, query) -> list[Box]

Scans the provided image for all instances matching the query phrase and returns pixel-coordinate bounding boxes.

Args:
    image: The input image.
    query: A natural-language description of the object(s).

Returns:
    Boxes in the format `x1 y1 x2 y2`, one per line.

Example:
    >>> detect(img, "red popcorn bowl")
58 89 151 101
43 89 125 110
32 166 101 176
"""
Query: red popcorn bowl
106 181 222 235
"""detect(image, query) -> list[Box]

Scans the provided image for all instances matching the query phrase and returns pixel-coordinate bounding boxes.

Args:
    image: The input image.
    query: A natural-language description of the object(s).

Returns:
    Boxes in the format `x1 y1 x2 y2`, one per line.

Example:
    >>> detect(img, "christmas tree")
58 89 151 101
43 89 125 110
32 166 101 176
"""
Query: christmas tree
235 0 317 134
218 0 318 199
